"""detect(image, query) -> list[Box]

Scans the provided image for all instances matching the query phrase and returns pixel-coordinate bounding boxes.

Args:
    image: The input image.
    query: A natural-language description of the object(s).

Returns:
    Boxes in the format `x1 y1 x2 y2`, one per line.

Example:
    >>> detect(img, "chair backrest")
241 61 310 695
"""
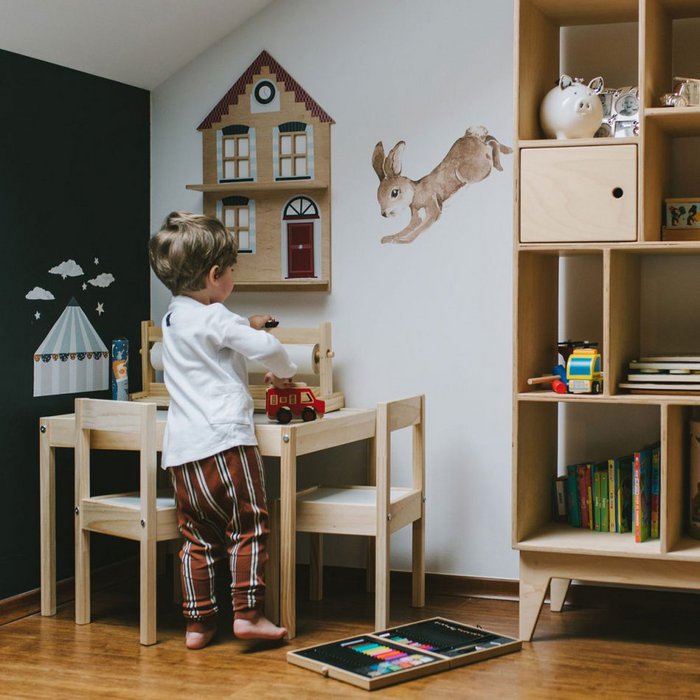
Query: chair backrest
375 395 425 513
75 399 158 525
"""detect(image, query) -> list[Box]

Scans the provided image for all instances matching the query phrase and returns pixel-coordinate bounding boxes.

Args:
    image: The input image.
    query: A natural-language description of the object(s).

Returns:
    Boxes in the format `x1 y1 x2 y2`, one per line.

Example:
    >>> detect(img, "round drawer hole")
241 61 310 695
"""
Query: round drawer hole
612 187 624 199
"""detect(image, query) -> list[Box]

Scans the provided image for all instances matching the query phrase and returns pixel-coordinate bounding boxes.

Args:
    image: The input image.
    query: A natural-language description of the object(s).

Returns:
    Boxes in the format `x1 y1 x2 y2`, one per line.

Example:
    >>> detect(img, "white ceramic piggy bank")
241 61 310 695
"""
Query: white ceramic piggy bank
540 75 604 139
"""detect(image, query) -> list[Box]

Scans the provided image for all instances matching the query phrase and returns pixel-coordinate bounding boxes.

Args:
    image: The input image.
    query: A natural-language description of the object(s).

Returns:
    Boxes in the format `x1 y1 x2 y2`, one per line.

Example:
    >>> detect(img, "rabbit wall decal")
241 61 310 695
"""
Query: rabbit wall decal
372 126 512 244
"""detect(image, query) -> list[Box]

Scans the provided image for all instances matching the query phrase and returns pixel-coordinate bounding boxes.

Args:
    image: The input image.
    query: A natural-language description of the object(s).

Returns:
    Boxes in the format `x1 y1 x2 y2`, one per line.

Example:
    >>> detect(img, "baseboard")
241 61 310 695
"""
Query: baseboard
317 565 519 601
0 558 137 626
8 562 679 628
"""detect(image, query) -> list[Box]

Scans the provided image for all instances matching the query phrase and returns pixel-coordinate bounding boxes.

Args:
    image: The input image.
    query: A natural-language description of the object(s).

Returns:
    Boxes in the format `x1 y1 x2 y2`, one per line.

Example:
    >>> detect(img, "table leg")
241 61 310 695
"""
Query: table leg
279 428 297 639
39 424 56 616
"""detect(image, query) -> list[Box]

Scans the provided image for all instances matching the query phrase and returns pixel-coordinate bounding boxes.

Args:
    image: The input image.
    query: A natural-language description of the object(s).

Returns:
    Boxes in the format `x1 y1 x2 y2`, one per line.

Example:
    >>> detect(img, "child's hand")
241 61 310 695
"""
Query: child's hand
249 314 277 330
264 372 295 389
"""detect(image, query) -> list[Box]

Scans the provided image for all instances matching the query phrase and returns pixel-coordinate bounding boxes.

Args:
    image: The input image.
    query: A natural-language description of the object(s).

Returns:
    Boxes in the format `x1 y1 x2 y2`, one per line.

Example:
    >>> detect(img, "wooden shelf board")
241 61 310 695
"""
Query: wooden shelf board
515 524 662 558
526 0 638 25
664 535 700 561
232 279 330 292
186 182 328 194
517 391 700 405
517 241 700 253
656 0 700 20
517 137 638 149
645 107 700 135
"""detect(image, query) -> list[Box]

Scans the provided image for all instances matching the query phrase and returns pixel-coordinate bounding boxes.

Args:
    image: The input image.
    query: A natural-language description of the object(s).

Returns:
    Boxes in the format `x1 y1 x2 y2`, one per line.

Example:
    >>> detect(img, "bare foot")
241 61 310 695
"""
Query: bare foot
185 617 217 650
233 613 287 640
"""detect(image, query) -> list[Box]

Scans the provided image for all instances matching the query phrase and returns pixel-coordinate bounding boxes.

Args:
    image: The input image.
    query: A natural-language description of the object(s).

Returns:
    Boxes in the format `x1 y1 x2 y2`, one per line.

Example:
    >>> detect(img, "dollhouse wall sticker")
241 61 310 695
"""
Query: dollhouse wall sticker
188 50 334 290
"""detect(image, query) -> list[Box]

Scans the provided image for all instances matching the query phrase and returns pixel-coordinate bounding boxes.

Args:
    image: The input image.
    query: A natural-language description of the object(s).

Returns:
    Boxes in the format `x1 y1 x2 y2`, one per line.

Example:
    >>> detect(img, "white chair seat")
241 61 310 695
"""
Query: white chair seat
296 485 422 537
86 491 175 510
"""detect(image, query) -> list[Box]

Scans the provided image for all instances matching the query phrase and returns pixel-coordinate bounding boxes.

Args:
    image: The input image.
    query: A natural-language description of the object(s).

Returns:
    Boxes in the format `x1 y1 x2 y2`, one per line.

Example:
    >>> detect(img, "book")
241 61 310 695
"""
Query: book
607 458 617 532
616 455 633 534
566 464 581 528
577 464 590 529
593 465 601 532
585 464 594 530
600 466 609 533
552 475 568 523
651 443 661 539
634 447 652 543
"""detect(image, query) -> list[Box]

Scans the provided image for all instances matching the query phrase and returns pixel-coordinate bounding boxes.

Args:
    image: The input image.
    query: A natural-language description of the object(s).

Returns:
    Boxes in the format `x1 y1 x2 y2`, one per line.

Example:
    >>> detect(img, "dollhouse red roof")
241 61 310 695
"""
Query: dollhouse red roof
197 50 334 130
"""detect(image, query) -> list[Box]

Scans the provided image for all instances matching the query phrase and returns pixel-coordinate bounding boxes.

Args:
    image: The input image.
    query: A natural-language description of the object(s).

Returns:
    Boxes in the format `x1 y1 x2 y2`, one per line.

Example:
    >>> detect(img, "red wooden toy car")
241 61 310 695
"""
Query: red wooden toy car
266 385 326 424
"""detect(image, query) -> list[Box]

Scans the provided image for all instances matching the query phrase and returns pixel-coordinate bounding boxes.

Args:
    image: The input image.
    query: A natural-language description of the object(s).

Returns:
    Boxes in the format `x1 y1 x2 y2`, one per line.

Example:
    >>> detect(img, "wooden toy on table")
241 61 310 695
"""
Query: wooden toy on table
130 319 345 414
266 384 325 424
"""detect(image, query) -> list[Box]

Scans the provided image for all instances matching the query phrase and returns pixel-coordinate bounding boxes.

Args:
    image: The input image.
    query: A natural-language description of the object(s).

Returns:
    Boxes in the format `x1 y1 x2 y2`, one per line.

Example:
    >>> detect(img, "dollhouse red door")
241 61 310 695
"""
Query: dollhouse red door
287 222 315 278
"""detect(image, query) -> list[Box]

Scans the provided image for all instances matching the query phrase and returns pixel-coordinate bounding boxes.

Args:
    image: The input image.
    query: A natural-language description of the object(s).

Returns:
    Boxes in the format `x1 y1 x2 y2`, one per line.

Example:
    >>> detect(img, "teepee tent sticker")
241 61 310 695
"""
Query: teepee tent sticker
33 298 108 397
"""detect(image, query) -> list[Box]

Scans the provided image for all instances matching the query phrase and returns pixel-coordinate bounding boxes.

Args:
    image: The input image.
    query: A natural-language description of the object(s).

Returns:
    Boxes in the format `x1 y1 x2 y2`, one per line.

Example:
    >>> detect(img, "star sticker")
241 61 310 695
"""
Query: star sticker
96 302 104 315
82 283 87 290
34 310 41 320
94 257 99 265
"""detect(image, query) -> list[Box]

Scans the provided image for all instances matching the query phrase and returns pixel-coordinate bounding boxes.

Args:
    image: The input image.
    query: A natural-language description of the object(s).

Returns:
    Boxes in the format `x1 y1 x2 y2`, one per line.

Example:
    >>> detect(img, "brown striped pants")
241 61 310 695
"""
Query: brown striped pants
170 445 269 621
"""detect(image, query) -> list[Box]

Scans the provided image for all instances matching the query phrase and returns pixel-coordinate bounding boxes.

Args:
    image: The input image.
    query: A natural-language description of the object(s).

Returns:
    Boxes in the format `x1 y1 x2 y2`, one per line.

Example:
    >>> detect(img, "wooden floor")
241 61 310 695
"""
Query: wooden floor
3 569 700 699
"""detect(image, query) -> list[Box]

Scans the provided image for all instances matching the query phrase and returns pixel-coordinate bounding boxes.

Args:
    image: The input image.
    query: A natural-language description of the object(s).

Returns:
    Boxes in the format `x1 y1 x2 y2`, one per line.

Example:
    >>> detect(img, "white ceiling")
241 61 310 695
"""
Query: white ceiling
0 0 273 89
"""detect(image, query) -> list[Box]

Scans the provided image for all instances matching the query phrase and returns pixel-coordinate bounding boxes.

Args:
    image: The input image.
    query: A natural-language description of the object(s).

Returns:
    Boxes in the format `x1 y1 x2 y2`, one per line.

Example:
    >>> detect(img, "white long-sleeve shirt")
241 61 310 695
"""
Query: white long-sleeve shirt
160 295 297 468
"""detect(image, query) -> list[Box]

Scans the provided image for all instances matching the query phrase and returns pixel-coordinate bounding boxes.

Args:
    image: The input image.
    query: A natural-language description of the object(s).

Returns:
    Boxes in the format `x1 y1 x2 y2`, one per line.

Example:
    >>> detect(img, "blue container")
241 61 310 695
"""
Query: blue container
111 337 129 400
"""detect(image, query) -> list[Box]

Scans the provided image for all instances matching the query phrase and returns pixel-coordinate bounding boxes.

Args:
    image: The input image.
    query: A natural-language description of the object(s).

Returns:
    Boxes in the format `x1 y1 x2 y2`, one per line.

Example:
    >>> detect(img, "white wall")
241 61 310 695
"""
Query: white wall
151 0 517 579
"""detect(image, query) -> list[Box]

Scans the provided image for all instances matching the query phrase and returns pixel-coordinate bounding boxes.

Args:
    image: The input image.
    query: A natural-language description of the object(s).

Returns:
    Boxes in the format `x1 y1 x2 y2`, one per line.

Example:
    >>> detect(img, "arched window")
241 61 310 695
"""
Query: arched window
283 197 319 220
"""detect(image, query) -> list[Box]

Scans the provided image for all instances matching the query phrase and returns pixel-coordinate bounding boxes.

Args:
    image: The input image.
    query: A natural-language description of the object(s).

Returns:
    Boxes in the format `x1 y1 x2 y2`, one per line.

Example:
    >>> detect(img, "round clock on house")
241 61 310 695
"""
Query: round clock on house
254 80 276 105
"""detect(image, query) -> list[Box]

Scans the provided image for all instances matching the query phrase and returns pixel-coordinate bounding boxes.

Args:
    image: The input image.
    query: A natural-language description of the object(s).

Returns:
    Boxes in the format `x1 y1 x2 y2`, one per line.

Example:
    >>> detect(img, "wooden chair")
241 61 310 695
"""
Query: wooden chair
74 398 180 645
294 395 426 629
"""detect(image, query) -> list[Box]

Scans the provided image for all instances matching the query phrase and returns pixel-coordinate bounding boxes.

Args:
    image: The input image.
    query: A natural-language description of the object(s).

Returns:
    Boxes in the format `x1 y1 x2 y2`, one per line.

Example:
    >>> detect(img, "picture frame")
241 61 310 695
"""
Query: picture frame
595 86 639 138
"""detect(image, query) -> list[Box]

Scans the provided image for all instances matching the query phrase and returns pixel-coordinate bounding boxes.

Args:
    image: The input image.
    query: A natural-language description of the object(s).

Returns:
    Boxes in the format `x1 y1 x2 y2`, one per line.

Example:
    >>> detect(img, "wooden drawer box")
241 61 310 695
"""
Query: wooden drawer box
519 145 637 243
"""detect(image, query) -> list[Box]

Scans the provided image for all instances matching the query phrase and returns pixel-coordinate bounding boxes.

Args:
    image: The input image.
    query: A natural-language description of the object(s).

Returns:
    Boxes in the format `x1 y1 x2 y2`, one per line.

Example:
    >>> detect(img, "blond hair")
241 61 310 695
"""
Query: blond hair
149 211 238 295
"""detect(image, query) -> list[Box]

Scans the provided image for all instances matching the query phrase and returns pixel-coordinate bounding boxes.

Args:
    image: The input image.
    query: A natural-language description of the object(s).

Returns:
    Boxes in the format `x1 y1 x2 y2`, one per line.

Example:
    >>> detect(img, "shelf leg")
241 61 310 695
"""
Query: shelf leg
549 578 571 613
519 554 551 641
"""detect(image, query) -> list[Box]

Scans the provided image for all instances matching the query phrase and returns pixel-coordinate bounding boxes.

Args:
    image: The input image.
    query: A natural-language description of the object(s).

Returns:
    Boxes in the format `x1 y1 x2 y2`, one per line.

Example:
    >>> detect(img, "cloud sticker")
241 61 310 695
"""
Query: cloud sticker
88 273 115 288
49 259 84 278
25 286 55 300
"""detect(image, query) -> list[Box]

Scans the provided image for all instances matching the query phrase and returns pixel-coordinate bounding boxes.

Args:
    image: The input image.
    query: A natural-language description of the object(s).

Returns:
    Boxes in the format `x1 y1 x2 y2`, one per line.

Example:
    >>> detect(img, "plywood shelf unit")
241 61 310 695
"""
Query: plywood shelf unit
514 0 700 641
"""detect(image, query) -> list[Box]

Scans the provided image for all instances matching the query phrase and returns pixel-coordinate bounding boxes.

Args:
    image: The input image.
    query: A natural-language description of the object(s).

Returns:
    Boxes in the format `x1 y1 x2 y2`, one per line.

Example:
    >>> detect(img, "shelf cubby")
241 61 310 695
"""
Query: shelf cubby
515 399 661 554
516 251 604 394
517 0 639 142
644 0 700 109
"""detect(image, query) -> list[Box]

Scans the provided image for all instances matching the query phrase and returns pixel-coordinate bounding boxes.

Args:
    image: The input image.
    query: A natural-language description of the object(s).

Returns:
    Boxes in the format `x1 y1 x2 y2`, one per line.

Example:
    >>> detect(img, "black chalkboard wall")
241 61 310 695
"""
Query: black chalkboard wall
0 49 150 600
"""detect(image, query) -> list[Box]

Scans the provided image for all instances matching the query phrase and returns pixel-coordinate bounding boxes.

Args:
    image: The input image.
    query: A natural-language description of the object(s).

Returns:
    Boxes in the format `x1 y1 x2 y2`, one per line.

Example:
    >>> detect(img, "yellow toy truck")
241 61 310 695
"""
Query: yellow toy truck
566 346 602 394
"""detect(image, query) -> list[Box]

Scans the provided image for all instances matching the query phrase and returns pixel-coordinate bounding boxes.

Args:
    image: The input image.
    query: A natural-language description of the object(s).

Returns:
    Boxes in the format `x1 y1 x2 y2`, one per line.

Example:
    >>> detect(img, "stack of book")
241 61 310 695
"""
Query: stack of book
552 443 660 542
620 356 700 394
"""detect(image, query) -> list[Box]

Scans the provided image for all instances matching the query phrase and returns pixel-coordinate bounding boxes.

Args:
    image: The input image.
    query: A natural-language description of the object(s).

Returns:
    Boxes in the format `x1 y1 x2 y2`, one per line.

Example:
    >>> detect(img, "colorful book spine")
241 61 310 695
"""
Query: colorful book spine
566 464 581 528
617 455 633 534
593 465 601 532
634 447 652 543
608 458 617 532
600 467 609 533
585 464 593 530
577 464 590 529
651 443 660 539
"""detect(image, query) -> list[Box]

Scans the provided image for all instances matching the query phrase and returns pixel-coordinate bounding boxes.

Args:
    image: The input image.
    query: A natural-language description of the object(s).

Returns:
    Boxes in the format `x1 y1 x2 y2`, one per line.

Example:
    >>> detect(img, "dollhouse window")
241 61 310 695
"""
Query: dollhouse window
218 125 256 182
218 196 256 254
274 122 313 180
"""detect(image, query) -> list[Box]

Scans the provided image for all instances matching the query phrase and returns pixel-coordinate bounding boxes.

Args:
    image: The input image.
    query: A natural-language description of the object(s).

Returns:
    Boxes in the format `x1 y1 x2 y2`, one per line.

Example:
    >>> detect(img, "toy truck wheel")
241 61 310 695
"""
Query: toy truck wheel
276 407 293 424
592 381 601 394
301 406 317 422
